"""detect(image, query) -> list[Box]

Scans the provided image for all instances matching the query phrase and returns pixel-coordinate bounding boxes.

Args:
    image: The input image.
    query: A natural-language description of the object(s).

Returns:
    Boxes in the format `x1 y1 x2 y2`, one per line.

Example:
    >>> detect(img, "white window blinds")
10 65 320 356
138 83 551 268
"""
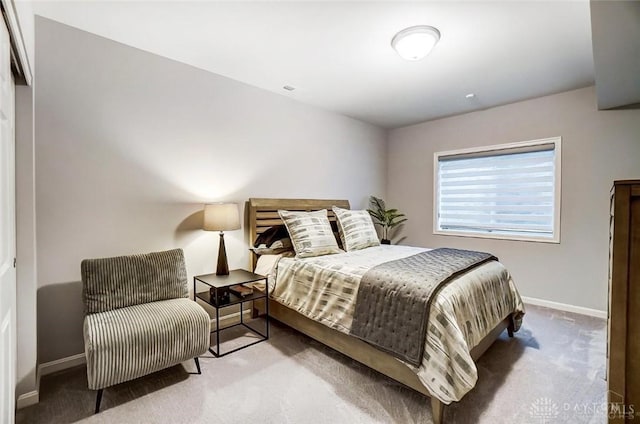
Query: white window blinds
435 138 560 242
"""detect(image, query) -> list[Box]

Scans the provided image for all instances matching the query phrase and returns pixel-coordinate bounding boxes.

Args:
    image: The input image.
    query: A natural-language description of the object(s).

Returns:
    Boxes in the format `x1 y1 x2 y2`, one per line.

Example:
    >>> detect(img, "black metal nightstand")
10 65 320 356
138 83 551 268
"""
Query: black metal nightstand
193 269 269 357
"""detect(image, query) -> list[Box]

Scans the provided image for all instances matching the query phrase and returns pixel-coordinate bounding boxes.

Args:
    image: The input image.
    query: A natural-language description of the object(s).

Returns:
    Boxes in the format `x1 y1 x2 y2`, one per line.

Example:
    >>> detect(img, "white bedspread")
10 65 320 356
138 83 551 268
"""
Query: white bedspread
257 245 524 404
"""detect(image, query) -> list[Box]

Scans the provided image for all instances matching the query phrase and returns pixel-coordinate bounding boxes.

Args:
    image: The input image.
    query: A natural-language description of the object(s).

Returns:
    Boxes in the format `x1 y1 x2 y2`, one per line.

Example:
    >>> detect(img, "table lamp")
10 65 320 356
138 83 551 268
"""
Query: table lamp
204 203 241 275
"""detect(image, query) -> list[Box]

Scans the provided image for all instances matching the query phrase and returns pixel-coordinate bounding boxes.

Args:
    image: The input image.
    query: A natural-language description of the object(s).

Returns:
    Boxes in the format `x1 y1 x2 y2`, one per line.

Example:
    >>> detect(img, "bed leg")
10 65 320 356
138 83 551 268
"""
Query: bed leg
431 397 445 424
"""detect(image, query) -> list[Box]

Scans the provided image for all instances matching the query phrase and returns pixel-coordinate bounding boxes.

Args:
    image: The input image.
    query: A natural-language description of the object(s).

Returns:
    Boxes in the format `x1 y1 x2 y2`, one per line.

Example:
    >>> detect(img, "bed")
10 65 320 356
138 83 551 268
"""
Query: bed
247 198 524 424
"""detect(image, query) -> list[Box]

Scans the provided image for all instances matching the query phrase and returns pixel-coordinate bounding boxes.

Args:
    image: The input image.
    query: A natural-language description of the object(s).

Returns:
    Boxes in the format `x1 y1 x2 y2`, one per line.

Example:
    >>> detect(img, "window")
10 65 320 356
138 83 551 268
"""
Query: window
434 137 561 243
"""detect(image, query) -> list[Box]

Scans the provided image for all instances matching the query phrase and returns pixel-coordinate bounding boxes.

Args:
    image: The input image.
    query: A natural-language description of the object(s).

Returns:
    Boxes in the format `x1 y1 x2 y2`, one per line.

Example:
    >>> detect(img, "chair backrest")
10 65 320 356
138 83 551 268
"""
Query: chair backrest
81 248 188 314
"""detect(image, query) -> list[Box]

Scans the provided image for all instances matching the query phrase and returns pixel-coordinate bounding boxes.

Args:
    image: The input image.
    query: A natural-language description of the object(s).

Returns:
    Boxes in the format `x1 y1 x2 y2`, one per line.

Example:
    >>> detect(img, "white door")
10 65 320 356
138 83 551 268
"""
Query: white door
0 15 16 424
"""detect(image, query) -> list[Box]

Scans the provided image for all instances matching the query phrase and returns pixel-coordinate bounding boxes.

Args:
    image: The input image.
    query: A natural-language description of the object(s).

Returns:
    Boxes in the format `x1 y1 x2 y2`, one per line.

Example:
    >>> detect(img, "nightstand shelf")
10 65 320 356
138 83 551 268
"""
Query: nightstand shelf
193 269 269 357
195 289 267 308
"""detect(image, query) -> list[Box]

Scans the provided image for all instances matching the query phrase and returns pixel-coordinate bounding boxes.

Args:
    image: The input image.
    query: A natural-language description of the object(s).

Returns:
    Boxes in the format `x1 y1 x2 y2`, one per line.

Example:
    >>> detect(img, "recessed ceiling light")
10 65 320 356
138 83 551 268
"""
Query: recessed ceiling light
283 85 296 91
465 93 476 99
391 25 441 61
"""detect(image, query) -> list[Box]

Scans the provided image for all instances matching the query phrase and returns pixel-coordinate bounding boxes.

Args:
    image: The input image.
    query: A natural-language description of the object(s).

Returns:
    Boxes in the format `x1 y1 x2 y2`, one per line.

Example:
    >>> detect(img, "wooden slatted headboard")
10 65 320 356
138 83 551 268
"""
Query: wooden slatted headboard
247 198 350 270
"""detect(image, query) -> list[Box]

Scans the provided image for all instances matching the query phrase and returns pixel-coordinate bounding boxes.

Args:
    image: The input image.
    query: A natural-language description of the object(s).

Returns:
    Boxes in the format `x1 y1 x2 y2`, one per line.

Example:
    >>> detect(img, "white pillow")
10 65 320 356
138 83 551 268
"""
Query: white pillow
332 206 380 251
278 209 343 258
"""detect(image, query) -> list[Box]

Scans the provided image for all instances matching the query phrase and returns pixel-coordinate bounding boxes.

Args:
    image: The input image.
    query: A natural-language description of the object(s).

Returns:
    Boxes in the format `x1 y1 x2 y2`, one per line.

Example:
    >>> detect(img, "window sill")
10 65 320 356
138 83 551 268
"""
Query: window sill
433 229 560 244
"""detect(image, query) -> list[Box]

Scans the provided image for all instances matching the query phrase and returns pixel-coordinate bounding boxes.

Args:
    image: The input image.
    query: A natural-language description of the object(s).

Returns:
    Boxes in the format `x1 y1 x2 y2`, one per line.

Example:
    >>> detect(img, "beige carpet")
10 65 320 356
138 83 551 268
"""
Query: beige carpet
17 304 607 424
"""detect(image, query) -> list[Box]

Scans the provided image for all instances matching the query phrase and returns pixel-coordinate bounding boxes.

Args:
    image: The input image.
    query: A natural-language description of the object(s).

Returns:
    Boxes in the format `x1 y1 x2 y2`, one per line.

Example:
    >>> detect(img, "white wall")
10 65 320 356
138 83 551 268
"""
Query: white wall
387 86 640 312
34 17 386 363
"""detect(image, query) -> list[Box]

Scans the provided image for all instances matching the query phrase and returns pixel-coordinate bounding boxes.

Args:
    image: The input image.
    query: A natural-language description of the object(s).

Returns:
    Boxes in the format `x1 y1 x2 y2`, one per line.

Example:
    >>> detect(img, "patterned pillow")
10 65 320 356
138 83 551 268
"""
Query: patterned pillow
332 206 380 251
278 209 343 258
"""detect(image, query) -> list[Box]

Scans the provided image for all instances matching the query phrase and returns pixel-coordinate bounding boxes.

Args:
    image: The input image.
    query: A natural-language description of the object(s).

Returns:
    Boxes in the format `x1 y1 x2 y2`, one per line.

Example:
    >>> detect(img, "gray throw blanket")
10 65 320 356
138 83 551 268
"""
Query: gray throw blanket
350 248 497 366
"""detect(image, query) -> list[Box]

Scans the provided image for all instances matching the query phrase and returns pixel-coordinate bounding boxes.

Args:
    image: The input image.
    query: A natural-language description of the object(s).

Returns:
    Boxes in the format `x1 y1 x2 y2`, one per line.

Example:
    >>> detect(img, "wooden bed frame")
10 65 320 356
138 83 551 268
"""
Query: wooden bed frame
247 198 515 424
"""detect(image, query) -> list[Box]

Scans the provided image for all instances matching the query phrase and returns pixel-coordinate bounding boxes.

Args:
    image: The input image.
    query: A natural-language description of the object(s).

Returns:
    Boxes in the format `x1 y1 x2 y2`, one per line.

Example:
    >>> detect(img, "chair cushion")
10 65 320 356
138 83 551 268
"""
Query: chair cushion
83 298 210 390
81 248 188 314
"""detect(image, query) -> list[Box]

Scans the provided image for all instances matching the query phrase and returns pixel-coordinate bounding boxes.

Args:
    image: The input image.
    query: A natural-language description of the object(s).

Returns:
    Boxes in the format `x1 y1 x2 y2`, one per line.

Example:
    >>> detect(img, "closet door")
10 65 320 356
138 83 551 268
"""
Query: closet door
0 14 16 424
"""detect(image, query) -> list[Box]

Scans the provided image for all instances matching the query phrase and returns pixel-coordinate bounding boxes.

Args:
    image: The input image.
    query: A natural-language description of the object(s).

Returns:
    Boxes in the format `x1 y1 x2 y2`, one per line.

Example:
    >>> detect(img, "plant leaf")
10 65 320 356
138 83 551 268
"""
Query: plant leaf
367 195 406 235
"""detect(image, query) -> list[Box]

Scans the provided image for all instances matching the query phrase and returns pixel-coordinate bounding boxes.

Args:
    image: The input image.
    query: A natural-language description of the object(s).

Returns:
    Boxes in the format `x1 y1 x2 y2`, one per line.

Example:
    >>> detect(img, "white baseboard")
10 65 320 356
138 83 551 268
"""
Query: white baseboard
16 390 39 409
38 352 86 377
522 296 607 319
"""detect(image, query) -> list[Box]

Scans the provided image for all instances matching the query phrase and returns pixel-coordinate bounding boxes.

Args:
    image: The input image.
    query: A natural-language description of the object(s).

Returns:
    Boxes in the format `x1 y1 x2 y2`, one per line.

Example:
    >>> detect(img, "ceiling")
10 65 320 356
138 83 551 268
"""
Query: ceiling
33 1 596 129
591 0 640 110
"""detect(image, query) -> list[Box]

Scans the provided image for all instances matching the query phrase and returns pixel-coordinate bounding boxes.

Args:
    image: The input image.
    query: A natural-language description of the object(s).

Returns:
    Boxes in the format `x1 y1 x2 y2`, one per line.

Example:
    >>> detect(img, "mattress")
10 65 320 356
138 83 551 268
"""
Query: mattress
256 245 524 404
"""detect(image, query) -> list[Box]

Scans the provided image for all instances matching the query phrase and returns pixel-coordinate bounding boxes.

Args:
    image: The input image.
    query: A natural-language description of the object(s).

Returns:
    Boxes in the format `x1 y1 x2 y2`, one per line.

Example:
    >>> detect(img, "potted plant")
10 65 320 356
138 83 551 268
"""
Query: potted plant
367 196 407 244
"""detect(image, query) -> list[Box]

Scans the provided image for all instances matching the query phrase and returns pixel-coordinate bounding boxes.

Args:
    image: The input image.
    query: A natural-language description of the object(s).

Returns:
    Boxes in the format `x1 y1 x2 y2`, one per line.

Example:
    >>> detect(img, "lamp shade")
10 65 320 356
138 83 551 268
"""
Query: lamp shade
203 203 241 232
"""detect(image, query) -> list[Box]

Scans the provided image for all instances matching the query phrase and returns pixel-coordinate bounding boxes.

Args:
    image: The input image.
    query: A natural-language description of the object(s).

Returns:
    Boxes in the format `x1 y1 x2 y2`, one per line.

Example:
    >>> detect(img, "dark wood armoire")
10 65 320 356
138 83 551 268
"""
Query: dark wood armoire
608 180 640 422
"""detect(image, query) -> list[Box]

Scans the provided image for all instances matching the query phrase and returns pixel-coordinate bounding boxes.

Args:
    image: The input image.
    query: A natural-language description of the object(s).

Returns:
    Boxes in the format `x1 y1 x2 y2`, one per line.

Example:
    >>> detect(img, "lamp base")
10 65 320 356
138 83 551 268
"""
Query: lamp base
216 232 229 275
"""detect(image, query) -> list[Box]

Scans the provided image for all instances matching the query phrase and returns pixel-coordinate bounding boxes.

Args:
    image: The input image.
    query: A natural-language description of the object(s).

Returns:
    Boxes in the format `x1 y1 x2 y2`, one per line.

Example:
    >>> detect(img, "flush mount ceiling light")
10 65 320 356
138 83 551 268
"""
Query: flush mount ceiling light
391 25 441 61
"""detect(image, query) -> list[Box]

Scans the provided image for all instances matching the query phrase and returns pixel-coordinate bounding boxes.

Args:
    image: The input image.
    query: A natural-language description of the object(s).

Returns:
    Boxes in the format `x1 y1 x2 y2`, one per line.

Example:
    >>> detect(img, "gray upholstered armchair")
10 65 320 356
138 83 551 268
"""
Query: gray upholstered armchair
81 248 210 413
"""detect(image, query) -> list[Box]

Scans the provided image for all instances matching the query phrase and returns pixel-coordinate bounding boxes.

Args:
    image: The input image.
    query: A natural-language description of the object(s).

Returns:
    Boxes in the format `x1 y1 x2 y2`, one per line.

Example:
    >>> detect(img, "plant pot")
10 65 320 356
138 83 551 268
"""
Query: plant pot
380 239 391 245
